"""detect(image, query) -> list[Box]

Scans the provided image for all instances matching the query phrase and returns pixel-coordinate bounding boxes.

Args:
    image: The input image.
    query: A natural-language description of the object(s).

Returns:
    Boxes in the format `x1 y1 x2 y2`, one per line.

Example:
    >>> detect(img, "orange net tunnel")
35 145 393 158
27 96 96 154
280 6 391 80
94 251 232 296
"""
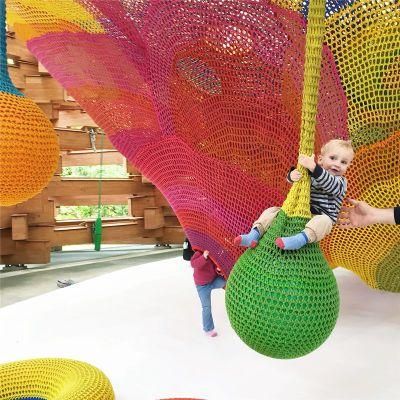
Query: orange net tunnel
7 0 399 290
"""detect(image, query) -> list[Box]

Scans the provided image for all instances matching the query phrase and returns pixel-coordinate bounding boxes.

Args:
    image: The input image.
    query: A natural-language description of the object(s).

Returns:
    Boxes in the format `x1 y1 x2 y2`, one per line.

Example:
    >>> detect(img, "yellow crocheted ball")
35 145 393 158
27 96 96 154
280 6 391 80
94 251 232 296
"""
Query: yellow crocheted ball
0 92 59 206
0 358 115 399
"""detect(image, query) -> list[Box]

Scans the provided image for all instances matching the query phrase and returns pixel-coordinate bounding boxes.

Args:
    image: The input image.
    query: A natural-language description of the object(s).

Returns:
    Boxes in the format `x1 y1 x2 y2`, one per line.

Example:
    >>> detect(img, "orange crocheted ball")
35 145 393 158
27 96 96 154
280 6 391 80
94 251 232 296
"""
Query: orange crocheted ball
0 92 59 206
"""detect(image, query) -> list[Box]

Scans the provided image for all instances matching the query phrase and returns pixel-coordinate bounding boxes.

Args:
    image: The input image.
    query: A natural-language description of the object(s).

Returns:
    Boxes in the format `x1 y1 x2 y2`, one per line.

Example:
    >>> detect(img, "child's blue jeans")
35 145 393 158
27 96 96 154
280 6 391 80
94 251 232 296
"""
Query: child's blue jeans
196 276 226 332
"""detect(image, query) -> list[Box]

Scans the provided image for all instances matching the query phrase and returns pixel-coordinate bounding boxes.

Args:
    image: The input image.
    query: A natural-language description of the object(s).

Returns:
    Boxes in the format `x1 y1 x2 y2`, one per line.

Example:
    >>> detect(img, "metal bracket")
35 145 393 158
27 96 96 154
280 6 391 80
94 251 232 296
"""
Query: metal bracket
89 127 97 152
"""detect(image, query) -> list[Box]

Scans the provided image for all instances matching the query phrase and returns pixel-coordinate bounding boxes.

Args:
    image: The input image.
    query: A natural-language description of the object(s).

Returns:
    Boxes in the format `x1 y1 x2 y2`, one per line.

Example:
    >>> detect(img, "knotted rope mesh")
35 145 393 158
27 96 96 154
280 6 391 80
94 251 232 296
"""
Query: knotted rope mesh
6 1 399 290
0 358 115 399
0 1 58 206
226 0 341 358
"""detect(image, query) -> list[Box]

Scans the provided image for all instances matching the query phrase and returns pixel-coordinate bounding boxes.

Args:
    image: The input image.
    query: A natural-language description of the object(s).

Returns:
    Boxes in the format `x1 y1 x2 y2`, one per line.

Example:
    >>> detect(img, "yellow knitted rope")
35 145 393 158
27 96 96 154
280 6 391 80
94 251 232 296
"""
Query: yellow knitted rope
282 0 326 218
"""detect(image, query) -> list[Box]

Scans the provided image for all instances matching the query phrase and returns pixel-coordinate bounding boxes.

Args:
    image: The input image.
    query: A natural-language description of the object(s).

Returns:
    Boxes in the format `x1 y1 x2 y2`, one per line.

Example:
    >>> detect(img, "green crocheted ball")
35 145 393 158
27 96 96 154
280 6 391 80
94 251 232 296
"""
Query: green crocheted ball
226 211 339 359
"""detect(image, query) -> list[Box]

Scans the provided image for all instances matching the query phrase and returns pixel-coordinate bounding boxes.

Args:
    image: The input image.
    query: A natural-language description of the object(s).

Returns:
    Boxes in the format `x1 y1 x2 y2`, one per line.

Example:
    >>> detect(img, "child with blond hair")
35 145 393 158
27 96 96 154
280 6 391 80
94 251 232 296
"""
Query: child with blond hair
235 139 354 250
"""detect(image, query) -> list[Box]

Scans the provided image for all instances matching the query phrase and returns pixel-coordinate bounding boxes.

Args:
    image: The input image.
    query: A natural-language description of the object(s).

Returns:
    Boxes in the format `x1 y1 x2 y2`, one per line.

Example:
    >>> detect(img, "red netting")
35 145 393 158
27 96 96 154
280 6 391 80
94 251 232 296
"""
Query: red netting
8 0 399 289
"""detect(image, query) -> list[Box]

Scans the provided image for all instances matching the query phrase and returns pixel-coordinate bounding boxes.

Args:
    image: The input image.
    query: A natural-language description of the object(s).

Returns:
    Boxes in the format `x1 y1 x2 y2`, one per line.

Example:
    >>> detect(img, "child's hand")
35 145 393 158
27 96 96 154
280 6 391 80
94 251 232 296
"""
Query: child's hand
289 169 302 182
203 250 209 259
298 154 316 172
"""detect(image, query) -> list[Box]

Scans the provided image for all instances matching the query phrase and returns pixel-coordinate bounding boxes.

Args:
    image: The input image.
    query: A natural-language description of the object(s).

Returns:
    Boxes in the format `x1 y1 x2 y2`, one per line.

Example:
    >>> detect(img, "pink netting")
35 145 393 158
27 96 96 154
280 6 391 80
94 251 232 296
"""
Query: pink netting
24 1 348 275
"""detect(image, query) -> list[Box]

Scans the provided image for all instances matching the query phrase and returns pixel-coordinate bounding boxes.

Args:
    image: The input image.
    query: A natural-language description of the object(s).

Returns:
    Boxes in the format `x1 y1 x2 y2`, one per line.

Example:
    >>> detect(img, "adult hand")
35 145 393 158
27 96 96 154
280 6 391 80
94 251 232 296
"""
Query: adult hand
338 199 395 228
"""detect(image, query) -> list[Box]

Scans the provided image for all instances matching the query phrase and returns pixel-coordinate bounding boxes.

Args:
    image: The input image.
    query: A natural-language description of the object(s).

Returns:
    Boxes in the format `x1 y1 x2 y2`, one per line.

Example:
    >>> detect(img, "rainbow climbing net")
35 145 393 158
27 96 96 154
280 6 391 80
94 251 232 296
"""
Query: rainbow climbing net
8 0 399 291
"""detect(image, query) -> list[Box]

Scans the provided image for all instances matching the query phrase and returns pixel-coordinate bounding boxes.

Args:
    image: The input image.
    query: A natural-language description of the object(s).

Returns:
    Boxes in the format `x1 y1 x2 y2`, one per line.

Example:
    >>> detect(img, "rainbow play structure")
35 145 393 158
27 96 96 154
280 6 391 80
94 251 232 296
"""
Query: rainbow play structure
0 0 398 373
225 0 340 358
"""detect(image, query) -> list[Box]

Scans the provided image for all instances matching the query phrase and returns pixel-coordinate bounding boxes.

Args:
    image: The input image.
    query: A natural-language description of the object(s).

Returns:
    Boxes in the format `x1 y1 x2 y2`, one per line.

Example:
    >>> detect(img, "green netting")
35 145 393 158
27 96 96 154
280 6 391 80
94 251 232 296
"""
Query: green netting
226 211 339 358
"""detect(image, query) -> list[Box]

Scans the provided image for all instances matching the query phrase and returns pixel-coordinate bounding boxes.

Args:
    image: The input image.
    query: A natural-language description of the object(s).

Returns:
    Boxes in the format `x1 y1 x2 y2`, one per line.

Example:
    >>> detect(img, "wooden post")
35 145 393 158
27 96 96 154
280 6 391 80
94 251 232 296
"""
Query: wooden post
144 207 165 230
11 214 28 240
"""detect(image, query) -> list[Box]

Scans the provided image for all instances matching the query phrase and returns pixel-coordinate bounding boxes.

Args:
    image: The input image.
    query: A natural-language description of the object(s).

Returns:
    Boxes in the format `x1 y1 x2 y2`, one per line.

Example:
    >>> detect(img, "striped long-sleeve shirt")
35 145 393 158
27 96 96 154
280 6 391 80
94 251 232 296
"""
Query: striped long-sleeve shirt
287 165 347 223
309 165 347 222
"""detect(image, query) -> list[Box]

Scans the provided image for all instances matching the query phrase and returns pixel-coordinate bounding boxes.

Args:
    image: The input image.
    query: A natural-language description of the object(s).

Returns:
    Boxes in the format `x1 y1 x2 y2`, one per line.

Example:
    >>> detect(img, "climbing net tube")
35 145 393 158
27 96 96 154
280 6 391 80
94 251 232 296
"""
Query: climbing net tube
225 0 340 359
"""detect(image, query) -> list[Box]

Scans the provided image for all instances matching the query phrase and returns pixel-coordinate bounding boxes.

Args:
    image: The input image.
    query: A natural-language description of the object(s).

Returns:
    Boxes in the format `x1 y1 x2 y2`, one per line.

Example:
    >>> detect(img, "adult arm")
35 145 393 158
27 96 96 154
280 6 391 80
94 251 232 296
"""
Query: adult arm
338 199 398 227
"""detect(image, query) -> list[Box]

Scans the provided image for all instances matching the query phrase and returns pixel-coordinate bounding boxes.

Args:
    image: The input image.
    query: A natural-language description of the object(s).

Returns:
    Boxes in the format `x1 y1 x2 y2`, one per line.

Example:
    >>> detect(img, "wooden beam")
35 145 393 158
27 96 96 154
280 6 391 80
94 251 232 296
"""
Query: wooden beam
0 230 16 255
162 226 185 244
38 62 49 74
55 217 140 226
165 215 180 226
154 190 171 207
1 194 51 228
11 214 28 240
125 161 140 175
142 175 153 184
56 128 115 150
144 207 165 229
54 155 62 175
54 194 130 206
129 194 156 217
51 220 154 246
102 222 144 244
8 65 25 89
9 61 39 90
163 206 176 217
15 192 45 214
0 207 15 229
6 35 37 63
48 179 154 197
24 226 54 242
52 226 91 246
52 101 83 111
62 150 124 167
55 110 96 128
37 102 59 121
0 240 50 264
24 75 65 102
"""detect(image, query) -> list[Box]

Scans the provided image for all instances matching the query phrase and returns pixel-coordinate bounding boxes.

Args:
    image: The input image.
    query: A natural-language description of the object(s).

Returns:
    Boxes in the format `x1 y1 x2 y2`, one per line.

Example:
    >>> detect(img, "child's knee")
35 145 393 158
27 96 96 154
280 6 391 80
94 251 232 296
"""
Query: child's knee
254 207 281 233
304 227 317 243
305 215 333 242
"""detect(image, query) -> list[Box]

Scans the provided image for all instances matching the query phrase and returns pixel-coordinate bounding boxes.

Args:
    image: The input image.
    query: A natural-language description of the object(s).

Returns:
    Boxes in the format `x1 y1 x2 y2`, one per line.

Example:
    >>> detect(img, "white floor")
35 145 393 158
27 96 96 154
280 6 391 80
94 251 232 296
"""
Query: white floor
0 257 399 400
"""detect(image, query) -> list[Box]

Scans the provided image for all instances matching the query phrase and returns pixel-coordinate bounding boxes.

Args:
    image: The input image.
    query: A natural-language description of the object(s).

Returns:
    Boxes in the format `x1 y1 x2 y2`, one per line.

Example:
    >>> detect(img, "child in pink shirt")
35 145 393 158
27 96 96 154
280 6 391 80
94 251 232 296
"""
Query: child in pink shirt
190 250 226 337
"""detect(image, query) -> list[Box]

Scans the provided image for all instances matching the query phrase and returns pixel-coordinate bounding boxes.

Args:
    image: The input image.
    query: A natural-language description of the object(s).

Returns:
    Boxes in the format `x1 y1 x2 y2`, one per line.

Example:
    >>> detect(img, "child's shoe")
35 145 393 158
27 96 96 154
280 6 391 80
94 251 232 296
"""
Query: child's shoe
234 227 260 248
205 329 218 337
275 232 308 250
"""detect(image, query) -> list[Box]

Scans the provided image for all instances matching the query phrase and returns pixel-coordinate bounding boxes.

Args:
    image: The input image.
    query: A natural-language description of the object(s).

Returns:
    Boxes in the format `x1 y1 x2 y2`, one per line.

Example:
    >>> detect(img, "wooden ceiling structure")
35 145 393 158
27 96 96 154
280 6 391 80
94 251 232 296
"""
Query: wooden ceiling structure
0 26 184 265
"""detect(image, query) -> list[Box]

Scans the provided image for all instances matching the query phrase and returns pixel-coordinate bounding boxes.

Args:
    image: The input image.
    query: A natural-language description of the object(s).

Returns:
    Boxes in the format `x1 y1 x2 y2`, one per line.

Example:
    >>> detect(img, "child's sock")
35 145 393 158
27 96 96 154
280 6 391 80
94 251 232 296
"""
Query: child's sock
234 227 260 248
275 232 308 250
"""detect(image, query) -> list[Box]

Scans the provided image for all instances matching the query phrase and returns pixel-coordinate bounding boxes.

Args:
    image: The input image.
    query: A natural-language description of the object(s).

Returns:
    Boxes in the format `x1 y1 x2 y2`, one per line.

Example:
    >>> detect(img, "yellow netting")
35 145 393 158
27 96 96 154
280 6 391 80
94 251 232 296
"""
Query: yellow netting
321 131 400 289
5 0 399 292
281 0 326 218
0 358 115 399
325 1 399 149
7 0 103 41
